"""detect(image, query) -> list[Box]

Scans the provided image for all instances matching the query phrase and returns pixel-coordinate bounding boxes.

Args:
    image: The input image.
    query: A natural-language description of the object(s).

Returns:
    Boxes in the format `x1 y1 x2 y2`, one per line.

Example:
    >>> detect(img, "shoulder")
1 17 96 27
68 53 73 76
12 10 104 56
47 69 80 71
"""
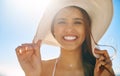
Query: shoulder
41 58 57 76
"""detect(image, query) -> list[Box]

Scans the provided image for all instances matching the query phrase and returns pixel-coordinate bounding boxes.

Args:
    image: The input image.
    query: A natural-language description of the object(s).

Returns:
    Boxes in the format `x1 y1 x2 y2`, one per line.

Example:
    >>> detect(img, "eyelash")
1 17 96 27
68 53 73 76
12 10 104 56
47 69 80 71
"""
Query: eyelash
58 21 66 24
57 21 82 25
74 22 82 24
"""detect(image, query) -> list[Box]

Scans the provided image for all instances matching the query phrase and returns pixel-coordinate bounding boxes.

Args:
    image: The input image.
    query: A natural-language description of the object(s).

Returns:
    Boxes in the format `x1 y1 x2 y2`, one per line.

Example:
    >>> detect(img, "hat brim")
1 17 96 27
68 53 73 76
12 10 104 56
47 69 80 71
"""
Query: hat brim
33 0 113 58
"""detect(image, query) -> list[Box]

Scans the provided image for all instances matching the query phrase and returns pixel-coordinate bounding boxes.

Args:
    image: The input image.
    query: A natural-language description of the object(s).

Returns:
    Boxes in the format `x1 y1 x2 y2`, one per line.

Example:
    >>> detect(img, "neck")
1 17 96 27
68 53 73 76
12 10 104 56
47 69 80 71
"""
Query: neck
58 47 83 70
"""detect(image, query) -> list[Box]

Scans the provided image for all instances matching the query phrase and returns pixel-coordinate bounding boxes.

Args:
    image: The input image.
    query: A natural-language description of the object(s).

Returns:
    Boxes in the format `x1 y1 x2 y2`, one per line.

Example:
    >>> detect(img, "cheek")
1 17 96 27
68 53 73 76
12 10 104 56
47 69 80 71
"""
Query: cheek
54 26 64 35
77 26 85 35
77 27 86 41
81 29 86 37
53 27 64 44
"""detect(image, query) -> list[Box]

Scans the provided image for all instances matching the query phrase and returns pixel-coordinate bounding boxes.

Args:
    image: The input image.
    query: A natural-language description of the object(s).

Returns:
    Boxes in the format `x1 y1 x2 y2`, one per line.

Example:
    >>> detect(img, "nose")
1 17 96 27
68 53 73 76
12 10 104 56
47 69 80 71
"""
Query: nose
65 24 74 33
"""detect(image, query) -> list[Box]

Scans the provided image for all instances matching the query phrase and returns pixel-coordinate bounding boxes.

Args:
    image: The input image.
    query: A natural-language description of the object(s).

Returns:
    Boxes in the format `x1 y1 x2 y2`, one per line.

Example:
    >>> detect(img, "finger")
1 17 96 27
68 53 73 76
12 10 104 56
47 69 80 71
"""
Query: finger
95 60 106 72
21 40 42 57
34 40 42 47
98 55 105 61
23 45 34 51
104 59 112 68
22 40 41 50
33 40 42 57
16 46 26 55
96 58 112 71
16 45 34 61
21 43 31 46
15 46 21 55
94 49 110 59
15 46 27 62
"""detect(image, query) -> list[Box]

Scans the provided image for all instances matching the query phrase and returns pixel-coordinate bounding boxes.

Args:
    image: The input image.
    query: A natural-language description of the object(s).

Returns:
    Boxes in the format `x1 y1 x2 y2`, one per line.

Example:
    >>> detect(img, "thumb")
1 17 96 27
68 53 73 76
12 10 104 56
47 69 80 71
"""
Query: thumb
36 40 42 48
33 40 42 56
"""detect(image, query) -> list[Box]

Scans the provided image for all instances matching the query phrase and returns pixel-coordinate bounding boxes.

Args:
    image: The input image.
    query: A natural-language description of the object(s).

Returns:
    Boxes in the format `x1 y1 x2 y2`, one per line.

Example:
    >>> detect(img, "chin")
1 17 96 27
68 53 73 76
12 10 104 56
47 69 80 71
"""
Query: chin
61 45 81 51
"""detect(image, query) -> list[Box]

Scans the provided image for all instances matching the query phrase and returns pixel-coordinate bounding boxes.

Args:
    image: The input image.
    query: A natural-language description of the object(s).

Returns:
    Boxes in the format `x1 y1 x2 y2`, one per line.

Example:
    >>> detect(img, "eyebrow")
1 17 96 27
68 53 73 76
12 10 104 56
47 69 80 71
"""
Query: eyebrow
57 18 66 20
73 18 84 21
57 18 84 21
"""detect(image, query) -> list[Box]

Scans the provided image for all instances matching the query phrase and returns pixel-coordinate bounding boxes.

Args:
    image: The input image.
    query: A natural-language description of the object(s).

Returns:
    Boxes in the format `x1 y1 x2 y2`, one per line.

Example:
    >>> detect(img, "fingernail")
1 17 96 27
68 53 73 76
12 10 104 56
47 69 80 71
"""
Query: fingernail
19 49 22 54
25 47 28 50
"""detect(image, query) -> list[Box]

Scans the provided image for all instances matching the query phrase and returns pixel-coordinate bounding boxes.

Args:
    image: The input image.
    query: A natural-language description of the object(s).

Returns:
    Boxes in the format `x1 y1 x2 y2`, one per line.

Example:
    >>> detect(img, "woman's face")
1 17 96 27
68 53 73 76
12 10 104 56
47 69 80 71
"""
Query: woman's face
53 7 86 50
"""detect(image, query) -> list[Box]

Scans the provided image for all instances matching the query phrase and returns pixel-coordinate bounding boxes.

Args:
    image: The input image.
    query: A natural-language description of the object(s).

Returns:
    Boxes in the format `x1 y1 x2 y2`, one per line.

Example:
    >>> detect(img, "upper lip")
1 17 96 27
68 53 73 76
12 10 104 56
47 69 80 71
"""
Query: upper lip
63 34 79 37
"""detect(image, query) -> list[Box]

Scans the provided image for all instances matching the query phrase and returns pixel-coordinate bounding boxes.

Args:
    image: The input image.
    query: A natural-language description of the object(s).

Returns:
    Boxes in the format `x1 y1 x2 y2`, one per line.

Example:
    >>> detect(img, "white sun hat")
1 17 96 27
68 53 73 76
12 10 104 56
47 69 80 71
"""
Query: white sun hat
33 0 113 58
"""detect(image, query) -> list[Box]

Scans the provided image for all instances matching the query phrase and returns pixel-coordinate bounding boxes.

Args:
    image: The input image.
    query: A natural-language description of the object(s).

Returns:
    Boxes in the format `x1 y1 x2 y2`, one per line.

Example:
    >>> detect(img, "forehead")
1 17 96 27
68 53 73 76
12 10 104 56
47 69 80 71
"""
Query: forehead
55 7 83 19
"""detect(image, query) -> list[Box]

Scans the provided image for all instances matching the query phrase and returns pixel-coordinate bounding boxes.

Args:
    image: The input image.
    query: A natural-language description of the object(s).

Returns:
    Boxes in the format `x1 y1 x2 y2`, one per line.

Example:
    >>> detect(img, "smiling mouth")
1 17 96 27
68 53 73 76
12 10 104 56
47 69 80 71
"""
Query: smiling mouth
63 36 78 41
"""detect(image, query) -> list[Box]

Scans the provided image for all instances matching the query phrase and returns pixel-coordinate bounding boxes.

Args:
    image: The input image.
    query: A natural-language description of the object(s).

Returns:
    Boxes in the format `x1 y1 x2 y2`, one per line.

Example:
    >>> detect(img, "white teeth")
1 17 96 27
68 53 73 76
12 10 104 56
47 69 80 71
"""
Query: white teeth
64 36 77 40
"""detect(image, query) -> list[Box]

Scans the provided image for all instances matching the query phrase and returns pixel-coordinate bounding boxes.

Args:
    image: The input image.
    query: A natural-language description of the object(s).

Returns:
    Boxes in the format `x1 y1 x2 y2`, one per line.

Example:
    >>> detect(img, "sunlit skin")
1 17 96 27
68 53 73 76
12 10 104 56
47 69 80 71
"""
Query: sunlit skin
15 7 114 76
53 7 86 51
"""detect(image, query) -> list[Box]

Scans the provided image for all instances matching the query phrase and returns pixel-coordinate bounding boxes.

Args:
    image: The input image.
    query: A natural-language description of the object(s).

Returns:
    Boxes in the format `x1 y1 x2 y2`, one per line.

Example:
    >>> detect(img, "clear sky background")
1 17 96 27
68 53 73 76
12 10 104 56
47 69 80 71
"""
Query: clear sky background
0 0 120 76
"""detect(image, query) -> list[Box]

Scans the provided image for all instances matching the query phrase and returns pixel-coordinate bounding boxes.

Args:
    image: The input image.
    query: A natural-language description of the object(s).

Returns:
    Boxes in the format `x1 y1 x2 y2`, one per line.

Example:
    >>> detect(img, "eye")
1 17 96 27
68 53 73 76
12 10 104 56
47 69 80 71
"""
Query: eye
74 21 82 25
57 21 66 24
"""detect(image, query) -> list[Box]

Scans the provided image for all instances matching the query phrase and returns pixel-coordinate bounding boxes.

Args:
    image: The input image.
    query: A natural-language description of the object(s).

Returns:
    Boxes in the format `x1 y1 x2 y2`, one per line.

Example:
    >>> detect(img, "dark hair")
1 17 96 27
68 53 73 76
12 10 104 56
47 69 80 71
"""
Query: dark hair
69 6 96 76
66 6 115 76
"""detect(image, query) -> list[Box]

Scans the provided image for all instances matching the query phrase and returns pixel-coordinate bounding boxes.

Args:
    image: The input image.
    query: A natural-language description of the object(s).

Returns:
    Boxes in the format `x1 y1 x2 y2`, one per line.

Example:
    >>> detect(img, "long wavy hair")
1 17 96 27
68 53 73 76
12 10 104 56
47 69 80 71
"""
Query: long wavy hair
76 6 96 76
67 6 96 76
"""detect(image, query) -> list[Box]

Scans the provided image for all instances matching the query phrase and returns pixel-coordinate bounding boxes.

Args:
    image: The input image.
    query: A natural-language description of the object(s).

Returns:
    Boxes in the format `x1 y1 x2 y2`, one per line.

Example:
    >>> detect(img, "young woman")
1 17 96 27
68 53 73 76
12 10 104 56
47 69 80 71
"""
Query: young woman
15 0 115 76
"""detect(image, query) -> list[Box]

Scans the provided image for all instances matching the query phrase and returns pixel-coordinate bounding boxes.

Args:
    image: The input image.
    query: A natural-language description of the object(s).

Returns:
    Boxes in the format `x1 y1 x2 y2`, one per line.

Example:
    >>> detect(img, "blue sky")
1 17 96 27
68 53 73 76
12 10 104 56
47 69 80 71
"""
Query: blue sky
0 0 120 76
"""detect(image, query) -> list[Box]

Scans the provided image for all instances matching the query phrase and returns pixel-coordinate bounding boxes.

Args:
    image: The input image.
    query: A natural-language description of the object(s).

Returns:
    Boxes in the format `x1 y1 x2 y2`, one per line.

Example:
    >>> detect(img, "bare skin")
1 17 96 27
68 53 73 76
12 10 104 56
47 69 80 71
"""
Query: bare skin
16 7 114 76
